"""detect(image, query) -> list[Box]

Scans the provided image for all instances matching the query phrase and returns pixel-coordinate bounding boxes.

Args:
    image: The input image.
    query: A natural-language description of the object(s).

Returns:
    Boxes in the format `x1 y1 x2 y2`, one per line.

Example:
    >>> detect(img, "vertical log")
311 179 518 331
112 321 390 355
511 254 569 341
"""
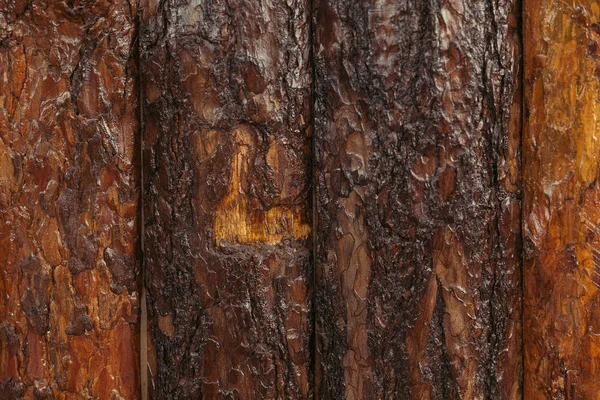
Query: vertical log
140 0 313 398
314 0 522 398
0 0 140 398
524 1 600 398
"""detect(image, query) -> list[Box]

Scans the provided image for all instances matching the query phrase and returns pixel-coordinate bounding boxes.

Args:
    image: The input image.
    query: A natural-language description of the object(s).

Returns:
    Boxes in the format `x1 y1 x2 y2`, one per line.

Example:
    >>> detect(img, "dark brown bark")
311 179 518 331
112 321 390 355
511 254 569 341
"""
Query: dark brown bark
313 0 523 398
0 0 140 398
140 0 313 398
523 0 600 398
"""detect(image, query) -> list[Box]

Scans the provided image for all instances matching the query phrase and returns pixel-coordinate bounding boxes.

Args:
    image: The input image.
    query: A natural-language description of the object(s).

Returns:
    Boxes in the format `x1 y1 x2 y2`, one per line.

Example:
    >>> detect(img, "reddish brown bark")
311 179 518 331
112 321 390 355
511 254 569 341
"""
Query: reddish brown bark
313 0 523 398
0 0 140 398
524 0 600 398
140 0 313 398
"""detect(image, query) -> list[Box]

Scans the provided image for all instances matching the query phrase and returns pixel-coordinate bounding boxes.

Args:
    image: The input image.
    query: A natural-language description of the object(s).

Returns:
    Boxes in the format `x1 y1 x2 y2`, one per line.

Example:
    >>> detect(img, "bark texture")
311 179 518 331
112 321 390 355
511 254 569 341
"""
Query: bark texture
523 1 600 398
141 0 313 398
0 0 140 398
313 0 523 398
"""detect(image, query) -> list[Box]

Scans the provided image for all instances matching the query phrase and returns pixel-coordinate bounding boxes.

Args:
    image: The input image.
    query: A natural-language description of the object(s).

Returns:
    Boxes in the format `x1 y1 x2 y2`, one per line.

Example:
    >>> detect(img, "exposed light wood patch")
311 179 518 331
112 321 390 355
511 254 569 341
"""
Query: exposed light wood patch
214 126 310 245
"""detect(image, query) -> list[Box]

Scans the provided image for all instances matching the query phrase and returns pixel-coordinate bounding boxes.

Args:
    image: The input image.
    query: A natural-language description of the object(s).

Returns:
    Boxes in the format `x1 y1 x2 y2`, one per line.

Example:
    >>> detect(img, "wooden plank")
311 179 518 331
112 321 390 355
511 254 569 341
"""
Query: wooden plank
0 0 140 398
140 0 313 397
523 1 600 397
313 0 523 398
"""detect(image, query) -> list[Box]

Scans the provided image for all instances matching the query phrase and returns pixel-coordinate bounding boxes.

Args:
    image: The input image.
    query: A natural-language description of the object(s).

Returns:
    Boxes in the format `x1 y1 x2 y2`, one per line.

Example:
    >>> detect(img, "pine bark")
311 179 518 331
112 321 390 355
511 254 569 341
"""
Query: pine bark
0 0 141 398
523 0 600 398
313 0 523 398
140 0 313 398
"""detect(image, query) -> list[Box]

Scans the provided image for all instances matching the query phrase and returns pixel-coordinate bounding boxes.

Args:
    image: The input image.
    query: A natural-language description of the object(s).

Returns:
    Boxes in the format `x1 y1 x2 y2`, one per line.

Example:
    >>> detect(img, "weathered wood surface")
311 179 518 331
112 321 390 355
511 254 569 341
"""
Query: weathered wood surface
313 0 523 398
523 1 600 398
0 0 141 398
140 0 313 398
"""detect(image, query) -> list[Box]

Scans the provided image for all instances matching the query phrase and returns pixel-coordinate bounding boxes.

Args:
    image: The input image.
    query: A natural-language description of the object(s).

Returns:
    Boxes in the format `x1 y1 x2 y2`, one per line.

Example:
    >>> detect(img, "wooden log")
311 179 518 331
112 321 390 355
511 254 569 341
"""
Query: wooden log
0 0 140 398
313 0 523 398
523 1 600 397
140 0 313 397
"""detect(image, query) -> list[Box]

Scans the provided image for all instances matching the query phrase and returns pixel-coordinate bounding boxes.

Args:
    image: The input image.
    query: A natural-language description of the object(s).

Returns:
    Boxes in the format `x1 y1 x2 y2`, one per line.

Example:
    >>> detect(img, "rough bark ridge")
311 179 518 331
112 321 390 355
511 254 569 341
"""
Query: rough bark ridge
140 0 313 398
313 0 523 398
0 0 140 398
523 1 600 398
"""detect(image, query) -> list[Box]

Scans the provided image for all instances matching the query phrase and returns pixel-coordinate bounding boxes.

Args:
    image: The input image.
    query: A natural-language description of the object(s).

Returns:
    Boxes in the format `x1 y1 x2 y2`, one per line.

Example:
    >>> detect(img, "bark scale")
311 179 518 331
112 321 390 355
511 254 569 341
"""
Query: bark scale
313 0 523 398
140 0 313 398
0 0 141 398
524 1 600 398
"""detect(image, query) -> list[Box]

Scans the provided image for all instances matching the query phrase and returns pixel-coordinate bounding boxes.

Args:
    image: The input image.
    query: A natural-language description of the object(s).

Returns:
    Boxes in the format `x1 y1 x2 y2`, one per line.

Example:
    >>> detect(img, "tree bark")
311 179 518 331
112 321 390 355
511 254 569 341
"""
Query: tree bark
313 0 523 398
0 0 140 398
523 1 600 398
140 0 313 398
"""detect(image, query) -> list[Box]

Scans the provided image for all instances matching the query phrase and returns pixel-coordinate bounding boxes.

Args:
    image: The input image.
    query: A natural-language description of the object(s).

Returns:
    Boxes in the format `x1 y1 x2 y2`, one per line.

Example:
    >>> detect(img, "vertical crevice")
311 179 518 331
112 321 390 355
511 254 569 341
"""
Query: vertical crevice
308 0 318 396
519 0 526 399
136 1 148 398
